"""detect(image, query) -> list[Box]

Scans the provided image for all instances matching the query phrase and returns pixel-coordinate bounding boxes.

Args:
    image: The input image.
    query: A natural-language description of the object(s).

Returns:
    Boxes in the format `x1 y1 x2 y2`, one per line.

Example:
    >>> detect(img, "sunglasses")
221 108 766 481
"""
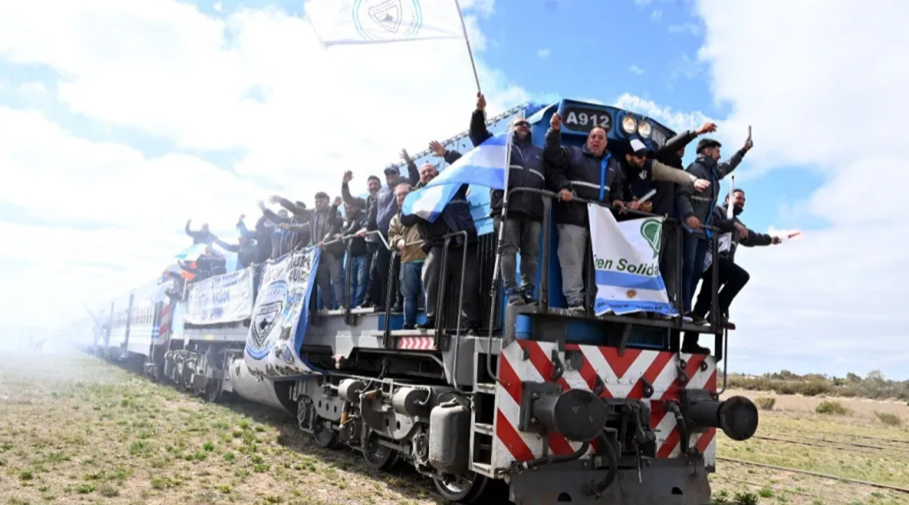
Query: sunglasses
513 121 530 128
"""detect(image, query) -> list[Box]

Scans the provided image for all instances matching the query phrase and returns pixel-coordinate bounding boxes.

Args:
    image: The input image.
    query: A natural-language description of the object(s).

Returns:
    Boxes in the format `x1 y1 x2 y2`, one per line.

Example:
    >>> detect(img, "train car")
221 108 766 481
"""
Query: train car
88 98 758 505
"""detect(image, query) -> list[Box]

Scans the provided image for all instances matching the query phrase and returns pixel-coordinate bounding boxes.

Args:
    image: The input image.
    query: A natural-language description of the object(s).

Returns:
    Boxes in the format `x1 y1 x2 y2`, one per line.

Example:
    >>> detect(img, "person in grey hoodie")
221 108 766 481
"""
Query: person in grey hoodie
675 133 753 318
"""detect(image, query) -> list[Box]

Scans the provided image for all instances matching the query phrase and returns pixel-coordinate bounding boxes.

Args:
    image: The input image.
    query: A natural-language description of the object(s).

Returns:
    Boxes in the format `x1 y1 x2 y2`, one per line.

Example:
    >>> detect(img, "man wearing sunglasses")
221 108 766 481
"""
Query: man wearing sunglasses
623 139 711 213
469 93 549 305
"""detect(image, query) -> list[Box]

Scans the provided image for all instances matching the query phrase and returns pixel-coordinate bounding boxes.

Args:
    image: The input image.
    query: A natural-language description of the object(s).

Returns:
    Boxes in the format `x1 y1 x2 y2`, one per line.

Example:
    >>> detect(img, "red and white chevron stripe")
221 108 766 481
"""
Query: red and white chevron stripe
397 336 435 351
492 340 717 471
153 303 173 346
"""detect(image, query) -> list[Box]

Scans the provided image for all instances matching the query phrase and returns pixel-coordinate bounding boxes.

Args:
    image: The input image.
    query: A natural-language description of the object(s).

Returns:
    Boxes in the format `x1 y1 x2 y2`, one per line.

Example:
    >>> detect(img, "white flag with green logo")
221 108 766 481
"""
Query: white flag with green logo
304 0 464 47
588 205 677 316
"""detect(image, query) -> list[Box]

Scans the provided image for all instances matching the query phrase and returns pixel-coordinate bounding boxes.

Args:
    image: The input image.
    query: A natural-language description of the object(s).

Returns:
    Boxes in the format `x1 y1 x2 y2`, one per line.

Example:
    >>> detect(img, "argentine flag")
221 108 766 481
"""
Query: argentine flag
402 131 511 222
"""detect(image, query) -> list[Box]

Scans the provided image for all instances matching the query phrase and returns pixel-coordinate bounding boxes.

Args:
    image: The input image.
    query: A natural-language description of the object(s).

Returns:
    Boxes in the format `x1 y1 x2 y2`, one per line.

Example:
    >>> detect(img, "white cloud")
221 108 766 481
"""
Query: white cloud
0 0 527 331
0 0 525 185
668 23 700 35
615 92 712 134
651 10 663 21
537 48 551 59
628 65 645 76
690 0 909 378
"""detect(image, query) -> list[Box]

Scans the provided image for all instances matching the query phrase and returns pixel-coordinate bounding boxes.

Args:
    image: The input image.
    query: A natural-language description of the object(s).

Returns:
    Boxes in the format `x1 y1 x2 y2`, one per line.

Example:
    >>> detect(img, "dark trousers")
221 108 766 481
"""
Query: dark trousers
423 243 480 328
317 252 343 310
659 222 682 306
682 232 709 314
692 257 750 319
365 242 380 306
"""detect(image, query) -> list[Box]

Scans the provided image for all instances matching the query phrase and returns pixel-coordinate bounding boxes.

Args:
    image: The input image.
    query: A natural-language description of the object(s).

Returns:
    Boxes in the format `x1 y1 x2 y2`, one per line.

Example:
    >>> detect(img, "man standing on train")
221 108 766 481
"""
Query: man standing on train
372 158 420 312
676 134 753 321
469 93 548 306
544 112 625 312
652 122 718 306
341 172 382 309
683 189 780 353
622 138 712 213
400 147 480 335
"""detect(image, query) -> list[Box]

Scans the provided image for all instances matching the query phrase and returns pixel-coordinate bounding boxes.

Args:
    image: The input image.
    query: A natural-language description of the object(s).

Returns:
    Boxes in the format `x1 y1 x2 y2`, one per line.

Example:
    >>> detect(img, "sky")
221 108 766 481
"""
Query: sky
0 0 907 379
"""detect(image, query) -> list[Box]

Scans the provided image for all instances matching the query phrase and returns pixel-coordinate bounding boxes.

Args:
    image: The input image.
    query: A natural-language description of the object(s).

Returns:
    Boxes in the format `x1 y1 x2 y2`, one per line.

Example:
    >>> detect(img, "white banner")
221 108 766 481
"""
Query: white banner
305 0 464 47
184 268 255 325
588 205 678 316
245 247 322 379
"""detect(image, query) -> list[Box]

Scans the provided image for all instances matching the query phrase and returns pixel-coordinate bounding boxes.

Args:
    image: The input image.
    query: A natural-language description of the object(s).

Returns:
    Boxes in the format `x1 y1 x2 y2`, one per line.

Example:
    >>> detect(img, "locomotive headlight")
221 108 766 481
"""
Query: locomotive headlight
621 115 637 135
638 121 652 138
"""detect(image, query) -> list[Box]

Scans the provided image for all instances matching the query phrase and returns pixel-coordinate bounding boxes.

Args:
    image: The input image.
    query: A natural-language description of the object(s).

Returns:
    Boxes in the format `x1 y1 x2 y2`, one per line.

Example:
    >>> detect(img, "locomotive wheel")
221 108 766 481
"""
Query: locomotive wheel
204 378 223 403
432 472 490 504
312 420 339 450
362 434 399 471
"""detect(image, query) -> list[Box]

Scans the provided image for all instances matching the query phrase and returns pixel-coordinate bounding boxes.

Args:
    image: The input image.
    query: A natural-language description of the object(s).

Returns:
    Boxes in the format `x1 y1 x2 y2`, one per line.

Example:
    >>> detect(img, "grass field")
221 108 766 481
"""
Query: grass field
1 353 907 505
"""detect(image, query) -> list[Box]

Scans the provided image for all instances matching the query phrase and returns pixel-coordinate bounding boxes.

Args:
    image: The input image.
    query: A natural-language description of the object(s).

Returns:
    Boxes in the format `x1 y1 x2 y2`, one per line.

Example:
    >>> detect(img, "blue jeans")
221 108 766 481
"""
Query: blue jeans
682 232 709 314
400 261 424 326
348 254 369 307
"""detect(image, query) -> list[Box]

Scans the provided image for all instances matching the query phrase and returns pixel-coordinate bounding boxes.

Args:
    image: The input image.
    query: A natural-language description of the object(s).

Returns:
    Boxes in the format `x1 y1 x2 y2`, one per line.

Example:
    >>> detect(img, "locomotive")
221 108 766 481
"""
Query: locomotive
84 98 759 505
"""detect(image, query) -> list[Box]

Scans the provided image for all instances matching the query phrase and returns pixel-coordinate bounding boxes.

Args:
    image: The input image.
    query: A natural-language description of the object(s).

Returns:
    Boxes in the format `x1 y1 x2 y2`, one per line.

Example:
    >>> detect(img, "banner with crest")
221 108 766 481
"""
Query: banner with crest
244 247 322 379
588 205 678 316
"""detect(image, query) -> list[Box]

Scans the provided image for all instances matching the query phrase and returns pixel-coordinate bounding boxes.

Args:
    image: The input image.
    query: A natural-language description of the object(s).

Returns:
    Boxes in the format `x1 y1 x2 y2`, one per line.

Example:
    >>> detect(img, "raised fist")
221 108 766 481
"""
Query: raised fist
550 112 562 131
476 92 486 111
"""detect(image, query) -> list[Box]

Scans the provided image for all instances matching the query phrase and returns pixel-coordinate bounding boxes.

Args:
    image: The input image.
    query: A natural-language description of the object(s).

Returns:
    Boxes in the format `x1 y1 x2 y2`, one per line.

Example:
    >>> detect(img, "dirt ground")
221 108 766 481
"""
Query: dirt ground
711 389 909 505
2 353 908 505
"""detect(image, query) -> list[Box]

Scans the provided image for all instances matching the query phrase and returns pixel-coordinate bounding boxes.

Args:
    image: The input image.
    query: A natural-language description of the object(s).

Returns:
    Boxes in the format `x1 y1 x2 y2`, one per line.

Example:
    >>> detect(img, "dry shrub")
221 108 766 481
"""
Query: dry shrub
755 397 776 411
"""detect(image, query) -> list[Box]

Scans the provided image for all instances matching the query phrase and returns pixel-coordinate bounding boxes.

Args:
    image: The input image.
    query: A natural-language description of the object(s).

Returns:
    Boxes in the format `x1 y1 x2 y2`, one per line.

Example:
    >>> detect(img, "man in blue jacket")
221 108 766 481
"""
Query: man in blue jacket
675 134 753 320
469 93 550 305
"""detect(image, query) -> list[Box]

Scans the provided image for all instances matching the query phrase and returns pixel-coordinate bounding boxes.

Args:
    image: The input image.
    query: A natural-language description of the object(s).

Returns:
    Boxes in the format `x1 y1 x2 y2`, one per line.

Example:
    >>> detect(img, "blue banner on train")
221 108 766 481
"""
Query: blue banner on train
184 268 255 325
244 247 322 379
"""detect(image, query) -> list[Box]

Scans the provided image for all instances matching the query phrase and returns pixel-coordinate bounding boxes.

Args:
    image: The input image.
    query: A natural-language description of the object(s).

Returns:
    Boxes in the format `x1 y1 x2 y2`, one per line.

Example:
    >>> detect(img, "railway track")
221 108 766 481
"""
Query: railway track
750 434 909 456
716 457 909 495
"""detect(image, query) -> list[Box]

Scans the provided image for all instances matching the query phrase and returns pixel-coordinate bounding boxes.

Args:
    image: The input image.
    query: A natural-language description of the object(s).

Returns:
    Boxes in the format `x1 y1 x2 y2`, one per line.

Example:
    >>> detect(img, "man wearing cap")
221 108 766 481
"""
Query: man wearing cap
652 122 718 309
469 93 549 305
372 154 419 311
675 134 753 321
622 138 711 213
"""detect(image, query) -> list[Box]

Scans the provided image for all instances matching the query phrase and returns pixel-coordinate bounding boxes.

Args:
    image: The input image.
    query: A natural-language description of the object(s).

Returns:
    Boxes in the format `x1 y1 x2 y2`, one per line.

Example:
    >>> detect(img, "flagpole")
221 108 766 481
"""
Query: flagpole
453 0 482 94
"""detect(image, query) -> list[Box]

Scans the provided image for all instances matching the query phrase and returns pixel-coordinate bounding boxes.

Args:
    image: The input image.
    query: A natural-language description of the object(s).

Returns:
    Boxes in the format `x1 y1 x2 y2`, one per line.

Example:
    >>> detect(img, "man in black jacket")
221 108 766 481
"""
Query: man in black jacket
337 201 370 308
544 112 624 312
185 220 214 245
258 200 310 259
469 93 549 305
341 172 381 307
213 234 258 269
400 148 480 335
676 134 752 318
309 193 344 311
683 189 780 353
652 122 717 306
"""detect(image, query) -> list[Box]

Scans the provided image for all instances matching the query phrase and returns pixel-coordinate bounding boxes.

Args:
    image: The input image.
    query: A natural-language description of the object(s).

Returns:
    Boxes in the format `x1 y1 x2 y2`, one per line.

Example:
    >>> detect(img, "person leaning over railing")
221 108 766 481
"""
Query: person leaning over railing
544 112 625 313
400 148 480 336
469 92 549 306
388 182 426 330
675 134 752 321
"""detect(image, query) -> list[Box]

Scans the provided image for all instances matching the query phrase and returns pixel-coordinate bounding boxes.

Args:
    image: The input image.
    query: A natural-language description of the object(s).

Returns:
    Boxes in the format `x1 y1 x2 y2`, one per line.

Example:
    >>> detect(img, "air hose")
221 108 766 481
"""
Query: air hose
590 432 619 498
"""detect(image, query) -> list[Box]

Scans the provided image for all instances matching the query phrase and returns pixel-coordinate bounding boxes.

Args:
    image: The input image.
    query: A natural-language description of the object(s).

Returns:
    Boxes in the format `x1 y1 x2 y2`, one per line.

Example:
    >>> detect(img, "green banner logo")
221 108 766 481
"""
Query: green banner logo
640 219 662 258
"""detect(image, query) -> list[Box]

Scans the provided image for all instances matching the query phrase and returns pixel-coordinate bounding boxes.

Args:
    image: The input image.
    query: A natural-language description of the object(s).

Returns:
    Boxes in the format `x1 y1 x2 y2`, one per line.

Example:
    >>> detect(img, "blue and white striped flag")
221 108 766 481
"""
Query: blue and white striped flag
402 131 511 222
